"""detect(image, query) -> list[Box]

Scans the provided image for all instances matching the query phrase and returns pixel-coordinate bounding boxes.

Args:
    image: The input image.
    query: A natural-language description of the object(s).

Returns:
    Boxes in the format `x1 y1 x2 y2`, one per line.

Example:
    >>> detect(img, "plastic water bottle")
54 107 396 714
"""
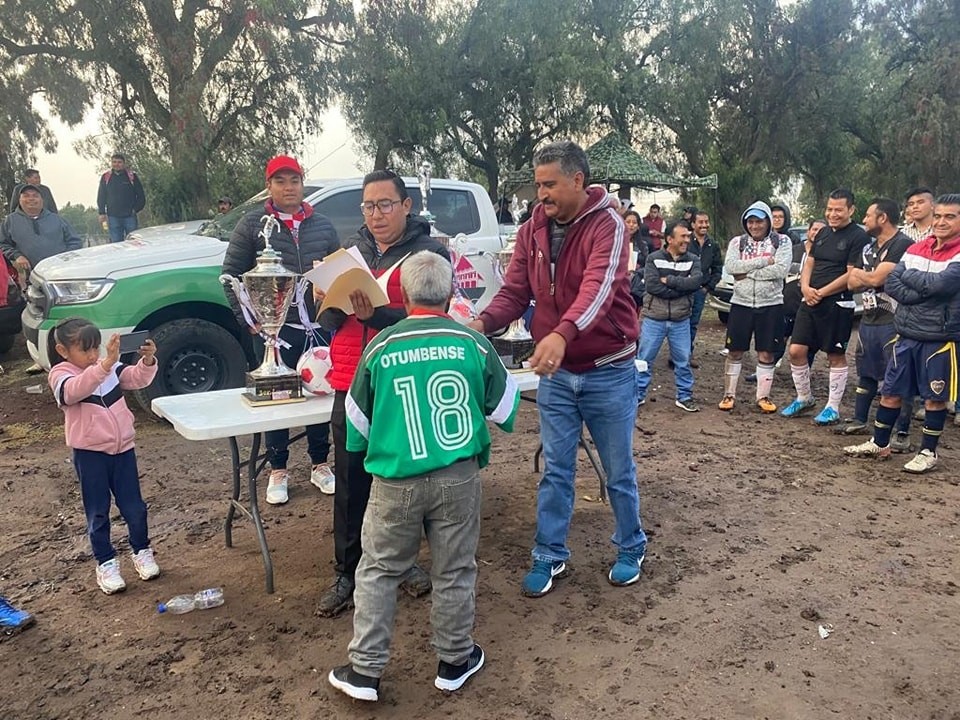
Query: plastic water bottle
157 588 224 614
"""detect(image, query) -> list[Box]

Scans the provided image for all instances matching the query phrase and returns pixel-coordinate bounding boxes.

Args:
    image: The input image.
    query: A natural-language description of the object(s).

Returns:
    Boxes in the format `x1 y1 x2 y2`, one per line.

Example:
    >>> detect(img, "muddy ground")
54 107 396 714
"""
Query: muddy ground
1 313 958 720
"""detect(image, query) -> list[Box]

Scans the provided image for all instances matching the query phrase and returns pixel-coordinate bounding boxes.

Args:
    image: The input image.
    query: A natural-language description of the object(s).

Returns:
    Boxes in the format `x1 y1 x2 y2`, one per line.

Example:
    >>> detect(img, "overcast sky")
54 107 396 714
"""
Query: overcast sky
32 103 365 208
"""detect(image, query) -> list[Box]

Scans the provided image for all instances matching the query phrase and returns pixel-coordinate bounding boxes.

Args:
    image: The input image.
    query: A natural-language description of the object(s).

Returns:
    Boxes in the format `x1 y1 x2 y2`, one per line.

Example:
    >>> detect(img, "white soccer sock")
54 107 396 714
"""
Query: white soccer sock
756 362 775 401
828 366 848 411
724 359 742 396
791 363 812 400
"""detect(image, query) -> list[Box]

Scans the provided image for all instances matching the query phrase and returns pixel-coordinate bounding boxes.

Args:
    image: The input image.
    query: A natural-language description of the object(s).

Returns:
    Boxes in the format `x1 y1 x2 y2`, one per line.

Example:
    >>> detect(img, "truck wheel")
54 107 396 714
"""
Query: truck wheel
132 319 246 414
0 334 14 355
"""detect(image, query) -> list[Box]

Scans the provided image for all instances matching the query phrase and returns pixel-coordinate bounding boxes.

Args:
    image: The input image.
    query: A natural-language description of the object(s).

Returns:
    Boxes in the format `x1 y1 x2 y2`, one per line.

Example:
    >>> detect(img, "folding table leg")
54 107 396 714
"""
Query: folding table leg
223 433 275 593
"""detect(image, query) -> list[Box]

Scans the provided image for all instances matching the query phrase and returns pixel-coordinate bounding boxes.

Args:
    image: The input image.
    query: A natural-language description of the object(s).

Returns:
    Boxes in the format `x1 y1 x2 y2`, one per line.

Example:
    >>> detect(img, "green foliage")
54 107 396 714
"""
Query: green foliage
58 202 106 241
1 1 351 220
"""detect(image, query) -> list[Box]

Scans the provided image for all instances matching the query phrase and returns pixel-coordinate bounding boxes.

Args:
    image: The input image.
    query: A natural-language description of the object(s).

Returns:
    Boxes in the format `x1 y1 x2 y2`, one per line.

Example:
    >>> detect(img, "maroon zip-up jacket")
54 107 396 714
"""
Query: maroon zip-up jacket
479 186 638 373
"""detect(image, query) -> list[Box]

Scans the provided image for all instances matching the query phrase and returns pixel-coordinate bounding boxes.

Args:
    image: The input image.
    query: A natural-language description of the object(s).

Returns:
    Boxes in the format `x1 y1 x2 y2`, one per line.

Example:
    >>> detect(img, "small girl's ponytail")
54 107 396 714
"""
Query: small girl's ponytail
48 318 101 367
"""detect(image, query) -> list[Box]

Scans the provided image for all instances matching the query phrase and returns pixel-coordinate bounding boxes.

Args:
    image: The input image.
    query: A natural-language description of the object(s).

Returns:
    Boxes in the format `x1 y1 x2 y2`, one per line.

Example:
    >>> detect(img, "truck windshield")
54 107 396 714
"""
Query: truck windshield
195 187 321 241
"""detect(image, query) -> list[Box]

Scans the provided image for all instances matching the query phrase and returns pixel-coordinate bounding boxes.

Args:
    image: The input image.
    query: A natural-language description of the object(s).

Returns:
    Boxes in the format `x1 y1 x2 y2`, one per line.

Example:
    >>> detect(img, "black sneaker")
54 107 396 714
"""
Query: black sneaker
316 575 355 618
328 665 379 701
435 644 485 692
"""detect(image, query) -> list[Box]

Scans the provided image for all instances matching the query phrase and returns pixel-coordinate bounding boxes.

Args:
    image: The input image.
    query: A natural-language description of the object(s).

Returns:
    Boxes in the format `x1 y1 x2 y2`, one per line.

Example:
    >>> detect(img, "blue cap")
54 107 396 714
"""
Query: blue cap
744 208 767 220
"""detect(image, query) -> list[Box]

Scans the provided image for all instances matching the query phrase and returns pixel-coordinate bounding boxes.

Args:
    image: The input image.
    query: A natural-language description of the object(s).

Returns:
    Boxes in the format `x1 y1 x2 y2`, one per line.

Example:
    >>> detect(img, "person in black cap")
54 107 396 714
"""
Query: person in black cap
8 169 57 214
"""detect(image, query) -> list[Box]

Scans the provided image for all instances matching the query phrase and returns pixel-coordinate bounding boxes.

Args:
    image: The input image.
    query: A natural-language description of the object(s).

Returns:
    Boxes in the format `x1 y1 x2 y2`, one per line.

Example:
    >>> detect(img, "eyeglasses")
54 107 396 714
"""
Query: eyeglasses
360 199 402 216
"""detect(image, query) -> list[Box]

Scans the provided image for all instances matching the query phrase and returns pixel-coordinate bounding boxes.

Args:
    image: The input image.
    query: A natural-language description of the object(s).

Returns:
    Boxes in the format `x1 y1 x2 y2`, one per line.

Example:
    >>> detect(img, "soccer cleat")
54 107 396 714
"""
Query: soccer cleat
131 547 160 580
889 432 913 454
903 449 938 474
718 395 735 411
843 439 891 459
756 397 777 414
813 407 841 426
435 644 485 692
0 596 35 634
837 420 869 435
780 397 816 418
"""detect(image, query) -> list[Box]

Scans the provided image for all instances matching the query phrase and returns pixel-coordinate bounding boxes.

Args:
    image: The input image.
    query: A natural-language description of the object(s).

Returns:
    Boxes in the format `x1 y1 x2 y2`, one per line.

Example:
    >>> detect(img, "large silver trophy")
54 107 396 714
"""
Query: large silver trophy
220 216 305 405
490 243 535 368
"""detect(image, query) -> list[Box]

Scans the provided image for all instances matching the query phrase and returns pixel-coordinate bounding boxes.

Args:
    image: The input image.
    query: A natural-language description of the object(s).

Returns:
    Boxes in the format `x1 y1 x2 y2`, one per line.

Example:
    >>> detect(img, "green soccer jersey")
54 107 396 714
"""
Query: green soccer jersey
346 311 520 479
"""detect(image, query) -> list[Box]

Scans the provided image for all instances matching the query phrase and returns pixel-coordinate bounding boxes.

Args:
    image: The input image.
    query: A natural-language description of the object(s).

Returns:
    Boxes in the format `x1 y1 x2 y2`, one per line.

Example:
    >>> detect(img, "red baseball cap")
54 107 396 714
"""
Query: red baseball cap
265 155 303 180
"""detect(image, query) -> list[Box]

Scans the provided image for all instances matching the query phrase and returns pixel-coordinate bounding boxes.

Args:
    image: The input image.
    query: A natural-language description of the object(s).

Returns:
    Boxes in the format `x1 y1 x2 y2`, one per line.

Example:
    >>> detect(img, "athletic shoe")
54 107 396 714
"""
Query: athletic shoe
265 470 289 505
310 463 335 495
813 407 841 426
131 547 160 580
608 550 645 586
843 439 891 459
675 398 700 413
521 559 567 598
328 665 379 702
756 397 777 414
316 575 355 618
96 558 126 595
0 596 35 633
780 397 816 418
718 395 735 411
913 407 926 422
889 432 913 454
837 420 869 436
400 565 432 598
435 644 485 692
903 449 938 474
637 397 646 406
744 372 757 384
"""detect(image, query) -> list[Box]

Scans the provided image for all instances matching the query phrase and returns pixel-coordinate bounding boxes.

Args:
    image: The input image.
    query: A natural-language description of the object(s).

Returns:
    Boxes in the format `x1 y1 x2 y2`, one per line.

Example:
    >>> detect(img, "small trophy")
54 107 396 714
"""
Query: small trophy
417 161 434 224
490 243 535 368
220 216 305 405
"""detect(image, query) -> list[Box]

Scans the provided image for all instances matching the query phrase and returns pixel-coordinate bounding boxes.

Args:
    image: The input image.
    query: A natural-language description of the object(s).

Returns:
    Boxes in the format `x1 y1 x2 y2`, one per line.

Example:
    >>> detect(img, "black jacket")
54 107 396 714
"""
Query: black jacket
222 203 340 326
689 234 723 290
642 249 703 321
97 170 146 218
318 214 450 333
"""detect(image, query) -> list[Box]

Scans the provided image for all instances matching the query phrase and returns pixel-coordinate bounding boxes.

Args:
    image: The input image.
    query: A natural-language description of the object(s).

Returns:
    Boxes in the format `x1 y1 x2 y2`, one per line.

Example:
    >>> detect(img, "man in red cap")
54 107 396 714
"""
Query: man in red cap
221 155 340 504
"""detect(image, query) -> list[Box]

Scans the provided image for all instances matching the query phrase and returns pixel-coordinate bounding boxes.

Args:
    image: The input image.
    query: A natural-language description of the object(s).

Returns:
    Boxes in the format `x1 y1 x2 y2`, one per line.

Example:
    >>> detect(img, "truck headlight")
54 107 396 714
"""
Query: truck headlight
47 279 116 305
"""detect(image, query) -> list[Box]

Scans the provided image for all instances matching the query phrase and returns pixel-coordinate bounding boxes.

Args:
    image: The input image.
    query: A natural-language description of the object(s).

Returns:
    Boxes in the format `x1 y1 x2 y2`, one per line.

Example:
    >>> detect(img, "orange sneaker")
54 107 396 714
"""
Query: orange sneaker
718 395 735 411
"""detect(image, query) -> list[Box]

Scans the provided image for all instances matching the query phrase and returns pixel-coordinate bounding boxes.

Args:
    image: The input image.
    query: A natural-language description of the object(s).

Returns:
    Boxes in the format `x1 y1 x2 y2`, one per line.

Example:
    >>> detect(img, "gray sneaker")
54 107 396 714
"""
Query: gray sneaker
675 398 700 413
889 432 913 454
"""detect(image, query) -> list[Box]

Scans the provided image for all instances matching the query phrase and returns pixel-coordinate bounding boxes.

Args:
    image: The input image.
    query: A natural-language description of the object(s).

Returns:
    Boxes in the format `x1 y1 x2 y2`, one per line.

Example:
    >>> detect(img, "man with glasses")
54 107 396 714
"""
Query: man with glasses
314 169 450 618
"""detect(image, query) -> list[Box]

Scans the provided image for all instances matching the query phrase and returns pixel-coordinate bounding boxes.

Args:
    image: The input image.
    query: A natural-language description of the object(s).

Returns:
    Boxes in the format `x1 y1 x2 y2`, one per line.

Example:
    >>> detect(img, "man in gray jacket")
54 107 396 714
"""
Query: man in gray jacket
1 185 81 276
636 220 702 412
718 202 792 413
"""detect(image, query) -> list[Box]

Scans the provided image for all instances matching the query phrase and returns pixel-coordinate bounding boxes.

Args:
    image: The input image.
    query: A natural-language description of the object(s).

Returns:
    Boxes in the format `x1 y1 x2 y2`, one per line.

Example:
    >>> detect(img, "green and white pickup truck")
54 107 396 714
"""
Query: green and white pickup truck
22 177 507 411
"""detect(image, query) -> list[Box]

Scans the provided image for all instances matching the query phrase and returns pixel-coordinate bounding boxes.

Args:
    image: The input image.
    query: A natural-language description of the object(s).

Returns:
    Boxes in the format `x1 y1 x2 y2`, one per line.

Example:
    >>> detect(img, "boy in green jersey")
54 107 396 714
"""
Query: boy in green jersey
328 251 519 702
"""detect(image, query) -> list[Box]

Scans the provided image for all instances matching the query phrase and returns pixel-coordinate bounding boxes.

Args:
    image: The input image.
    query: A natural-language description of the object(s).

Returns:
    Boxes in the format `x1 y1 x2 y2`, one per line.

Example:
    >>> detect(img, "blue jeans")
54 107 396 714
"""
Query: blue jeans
689 288 707 349
636 316 694 401
534 359 646 564
73 448 149 564
108 215 138 243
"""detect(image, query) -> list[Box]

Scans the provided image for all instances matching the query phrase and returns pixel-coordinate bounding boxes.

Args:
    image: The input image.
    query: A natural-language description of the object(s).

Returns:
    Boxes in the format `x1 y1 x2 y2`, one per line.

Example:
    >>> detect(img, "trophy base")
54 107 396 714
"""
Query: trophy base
491 337 536 370
242 371 305 406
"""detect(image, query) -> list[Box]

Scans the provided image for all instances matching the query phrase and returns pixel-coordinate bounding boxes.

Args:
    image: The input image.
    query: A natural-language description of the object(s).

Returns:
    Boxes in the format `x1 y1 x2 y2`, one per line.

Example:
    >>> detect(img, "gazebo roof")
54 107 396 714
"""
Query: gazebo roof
503 132 717 191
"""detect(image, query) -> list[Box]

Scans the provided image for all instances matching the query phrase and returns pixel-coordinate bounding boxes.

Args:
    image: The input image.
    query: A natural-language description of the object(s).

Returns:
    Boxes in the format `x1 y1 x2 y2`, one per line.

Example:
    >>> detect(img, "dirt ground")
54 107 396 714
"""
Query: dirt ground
1 313 959 720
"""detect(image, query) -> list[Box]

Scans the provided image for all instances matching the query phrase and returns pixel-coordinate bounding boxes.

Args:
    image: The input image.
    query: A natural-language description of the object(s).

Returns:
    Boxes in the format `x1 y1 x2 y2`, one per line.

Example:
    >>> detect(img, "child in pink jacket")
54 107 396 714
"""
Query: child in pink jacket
48 318 159 595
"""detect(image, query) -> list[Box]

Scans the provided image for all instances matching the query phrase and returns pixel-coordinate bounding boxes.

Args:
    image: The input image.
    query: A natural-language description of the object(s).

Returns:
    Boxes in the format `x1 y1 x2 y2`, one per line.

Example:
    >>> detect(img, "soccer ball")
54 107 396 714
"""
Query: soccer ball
297 346 333 396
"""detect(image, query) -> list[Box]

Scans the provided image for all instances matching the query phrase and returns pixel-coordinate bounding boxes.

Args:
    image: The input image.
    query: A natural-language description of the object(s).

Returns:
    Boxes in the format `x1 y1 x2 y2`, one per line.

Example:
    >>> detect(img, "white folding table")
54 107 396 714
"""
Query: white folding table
151 369 611 593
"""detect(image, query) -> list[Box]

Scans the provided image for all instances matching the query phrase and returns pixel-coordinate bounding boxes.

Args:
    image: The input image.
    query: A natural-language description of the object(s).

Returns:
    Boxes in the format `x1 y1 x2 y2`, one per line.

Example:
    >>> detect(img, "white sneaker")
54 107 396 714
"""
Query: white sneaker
265 470 290 505
132 547 160 580
310 463 335 495
903 449 938 474
96 558 127 594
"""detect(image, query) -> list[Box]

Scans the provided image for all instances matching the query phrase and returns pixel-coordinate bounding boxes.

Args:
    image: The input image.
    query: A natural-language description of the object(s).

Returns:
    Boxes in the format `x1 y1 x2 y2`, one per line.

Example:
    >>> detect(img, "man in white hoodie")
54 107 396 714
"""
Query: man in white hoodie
718 202 792 413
